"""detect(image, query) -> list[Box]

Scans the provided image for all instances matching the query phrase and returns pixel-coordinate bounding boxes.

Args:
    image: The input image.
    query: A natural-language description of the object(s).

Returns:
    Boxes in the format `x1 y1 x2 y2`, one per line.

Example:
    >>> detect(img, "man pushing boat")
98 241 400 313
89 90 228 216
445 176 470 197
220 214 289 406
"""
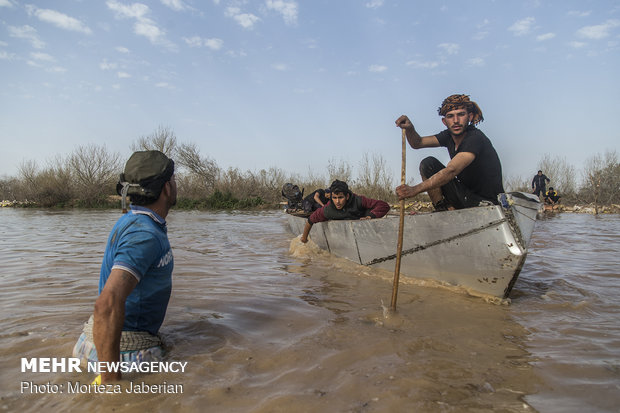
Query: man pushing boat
300 180 390 243
395 94 505 210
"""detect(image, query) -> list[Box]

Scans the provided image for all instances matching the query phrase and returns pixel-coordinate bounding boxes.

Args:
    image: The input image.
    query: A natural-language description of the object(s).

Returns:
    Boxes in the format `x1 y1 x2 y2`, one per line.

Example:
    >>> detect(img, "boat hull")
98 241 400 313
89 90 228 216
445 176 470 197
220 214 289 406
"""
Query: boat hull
287 193 540 298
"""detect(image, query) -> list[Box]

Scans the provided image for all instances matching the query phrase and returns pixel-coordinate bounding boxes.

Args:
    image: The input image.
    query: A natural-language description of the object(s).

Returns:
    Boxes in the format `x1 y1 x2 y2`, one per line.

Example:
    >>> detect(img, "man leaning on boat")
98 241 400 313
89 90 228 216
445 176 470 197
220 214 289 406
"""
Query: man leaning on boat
395 94 505 211
300 180 390 243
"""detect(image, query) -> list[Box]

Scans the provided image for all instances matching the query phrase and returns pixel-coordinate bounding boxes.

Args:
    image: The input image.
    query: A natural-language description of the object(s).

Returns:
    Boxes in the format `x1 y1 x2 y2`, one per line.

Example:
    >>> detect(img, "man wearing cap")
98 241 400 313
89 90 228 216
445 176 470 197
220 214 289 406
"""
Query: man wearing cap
394 94 504 210
73 150 177 383
300 180 390 243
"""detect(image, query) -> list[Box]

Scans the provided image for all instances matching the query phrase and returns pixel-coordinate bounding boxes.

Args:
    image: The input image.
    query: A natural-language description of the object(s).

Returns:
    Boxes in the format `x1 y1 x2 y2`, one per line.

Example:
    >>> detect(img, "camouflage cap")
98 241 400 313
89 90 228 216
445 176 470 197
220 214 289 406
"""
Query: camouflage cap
117 150 174 198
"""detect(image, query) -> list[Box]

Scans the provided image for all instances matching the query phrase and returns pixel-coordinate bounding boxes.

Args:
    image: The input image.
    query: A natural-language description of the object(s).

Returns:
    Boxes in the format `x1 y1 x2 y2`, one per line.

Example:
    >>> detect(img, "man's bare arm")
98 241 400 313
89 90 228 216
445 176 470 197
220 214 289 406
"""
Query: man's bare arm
313 192 325 207
300 222 312 243
93 269 138 383
395 115 440 149
396 152 476 199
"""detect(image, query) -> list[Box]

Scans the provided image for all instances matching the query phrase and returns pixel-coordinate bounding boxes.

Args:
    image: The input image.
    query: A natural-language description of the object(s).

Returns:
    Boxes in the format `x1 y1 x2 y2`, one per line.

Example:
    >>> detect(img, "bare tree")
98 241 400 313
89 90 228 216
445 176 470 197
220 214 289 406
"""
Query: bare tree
503 175 529 192
176 142 219 193
356 152 395 201
537 153 577 199
18 156 74 206
327 158 353 184
131 125 178 158
581 150 620 212
69 144 122 205
17 160 39 199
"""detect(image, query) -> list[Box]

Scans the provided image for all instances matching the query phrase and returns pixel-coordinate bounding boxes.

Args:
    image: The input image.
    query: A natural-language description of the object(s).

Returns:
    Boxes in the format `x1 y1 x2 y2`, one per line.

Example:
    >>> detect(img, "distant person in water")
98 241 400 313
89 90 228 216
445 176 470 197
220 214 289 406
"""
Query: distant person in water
532 170 550 200
544 187 561 205
300 180 390 243
73 150 177 384
302 187 331 214
395 94 505 211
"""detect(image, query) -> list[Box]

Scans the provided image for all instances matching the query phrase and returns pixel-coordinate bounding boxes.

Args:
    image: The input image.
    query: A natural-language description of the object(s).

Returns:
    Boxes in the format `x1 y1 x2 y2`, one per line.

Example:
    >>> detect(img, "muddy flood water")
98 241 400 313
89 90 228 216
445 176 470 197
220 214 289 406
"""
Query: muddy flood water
0 209 618 412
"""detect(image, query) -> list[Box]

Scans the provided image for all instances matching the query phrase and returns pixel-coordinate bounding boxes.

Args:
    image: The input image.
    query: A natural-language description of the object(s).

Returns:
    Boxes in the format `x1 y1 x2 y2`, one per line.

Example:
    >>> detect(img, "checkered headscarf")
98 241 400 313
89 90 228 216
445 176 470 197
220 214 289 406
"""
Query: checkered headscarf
437 94 484 125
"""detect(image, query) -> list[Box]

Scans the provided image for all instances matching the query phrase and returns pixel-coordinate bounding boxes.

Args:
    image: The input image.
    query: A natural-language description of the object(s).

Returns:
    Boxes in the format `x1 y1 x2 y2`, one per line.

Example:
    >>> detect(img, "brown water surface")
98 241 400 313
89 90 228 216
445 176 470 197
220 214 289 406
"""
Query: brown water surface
0 209 618 412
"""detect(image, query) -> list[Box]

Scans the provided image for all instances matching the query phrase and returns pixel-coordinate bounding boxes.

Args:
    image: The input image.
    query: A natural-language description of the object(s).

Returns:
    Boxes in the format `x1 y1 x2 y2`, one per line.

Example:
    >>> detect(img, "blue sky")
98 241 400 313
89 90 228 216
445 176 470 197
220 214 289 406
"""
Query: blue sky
1 0 619 185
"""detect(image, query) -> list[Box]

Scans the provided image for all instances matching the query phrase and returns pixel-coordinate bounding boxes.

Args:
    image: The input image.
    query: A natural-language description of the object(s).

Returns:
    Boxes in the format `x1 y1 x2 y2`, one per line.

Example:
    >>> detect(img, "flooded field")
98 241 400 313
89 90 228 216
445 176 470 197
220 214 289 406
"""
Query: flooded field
0 209 618 412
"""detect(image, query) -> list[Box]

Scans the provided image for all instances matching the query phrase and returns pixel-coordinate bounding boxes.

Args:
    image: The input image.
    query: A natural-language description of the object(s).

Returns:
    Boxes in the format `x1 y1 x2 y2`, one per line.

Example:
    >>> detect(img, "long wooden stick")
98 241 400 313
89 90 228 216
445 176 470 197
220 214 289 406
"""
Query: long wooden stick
390 129 407 311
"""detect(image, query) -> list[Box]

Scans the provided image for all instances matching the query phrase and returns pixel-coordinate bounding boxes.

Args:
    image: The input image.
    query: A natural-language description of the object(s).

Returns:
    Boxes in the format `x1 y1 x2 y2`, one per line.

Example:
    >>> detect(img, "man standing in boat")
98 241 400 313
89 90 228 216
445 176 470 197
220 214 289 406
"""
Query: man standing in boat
73 150 177 383
300 180 390 243
394 94 504 210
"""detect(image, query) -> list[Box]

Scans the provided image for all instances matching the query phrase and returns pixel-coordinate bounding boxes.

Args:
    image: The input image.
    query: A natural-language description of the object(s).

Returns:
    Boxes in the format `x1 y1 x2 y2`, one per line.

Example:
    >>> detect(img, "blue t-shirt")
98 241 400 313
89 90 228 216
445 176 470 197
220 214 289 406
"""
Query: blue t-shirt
99 205 173 335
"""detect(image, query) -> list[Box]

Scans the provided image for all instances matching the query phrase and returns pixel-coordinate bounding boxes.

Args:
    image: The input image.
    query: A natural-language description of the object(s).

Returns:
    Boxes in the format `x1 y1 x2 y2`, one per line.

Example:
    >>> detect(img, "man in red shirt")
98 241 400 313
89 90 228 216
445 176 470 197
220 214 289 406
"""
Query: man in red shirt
300 180 390 243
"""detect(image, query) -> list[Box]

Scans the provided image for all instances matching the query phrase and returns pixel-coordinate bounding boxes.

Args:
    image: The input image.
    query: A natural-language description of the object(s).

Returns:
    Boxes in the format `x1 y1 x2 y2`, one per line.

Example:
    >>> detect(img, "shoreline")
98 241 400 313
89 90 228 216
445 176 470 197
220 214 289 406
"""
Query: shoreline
2 198 620 214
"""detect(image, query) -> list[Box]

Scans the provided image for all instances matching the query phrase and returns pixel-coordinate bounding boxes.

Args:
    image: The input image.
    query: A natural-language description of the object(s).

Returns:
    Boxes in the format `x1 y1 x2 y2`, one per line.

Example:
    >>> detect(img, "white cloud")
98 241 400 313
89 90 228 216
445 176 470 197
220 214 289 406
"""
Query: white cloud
567 10 591 18
438 43 459 55
271 63 288 71
568 41 587 49
406 60 440 69
369 64 387 73
30 52 54 61
100 59 118 70
107 0 149 20
225 49 247 58
47 66 66 73
0 0 15 7
117 71 131 78
183 36 203 47
265 0 298 26
107 0 174 47
8 25 45 49
508 17 535 36
365 0 384 8
473 31 489 40
0 50 15 60
225 7 260 29
183 36 223 50
467 57 485 67
116 46 130 53
161 0 186 11
134 20 165 43
576 19 620 40
204 38 224 50
25 5 92 34
536 33 556 41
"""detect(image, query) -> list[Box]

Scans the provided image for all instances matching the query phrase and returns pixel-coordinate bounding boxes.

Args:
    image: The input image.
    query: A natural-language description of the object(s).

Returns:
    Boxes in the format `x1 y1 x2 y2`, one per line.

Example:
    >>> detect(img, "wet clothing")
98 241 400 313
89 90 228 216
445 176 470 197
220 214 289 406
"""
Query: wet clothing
308 194 390 224
73 205 173 365
432 125 505 206
73 316 164 365
532 173 550 197
100 205 174 336
302 189 329 213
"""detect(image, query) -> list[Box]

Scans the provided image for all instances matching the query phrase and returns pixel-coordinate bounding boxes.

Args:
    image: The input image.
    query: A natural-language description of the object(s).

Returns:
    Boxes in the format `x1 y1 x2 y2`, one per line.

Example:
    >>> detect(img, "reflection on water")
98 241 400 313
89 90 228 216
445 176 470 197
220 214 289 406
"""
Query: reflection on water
0 209 618 412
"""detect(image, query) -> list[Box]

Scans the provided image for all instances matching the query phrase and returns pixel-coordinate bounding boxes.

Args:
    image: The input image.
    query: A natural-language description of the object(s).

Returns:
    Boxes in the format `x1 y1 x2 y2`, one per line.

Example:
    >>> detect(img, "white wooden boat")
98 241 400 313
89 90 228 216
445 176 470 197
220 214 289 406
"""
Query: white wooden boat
287 192 541 298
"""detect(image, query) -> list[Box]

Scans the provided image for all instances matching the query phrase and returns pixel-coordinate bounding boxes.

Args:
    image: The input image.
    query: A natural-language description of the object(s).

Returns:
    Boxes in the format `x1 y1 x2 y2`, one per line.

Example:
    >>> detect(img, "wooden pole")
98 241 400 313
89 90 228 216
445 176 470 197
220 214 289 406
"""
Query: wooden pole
390 129 407 311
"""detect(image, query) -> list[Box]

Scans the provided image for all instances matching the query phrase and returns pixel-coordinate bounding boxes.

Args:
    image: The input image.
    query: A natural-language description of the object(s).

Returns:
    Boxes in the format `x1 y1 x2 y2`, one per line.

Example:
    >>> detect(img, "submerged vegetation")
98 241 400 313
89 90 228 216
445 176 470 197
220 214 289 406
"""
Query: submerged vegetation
1 126 618 212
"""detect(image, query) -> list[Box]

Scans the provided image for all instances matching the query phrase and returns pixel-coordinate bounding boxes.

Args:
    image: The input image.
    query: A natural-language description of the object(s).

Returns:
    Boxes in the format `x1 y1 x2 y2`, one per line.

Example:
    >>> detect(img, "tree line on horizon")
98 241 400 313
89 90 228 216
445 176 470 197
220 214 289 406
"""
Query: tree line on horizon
0 126 618 210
